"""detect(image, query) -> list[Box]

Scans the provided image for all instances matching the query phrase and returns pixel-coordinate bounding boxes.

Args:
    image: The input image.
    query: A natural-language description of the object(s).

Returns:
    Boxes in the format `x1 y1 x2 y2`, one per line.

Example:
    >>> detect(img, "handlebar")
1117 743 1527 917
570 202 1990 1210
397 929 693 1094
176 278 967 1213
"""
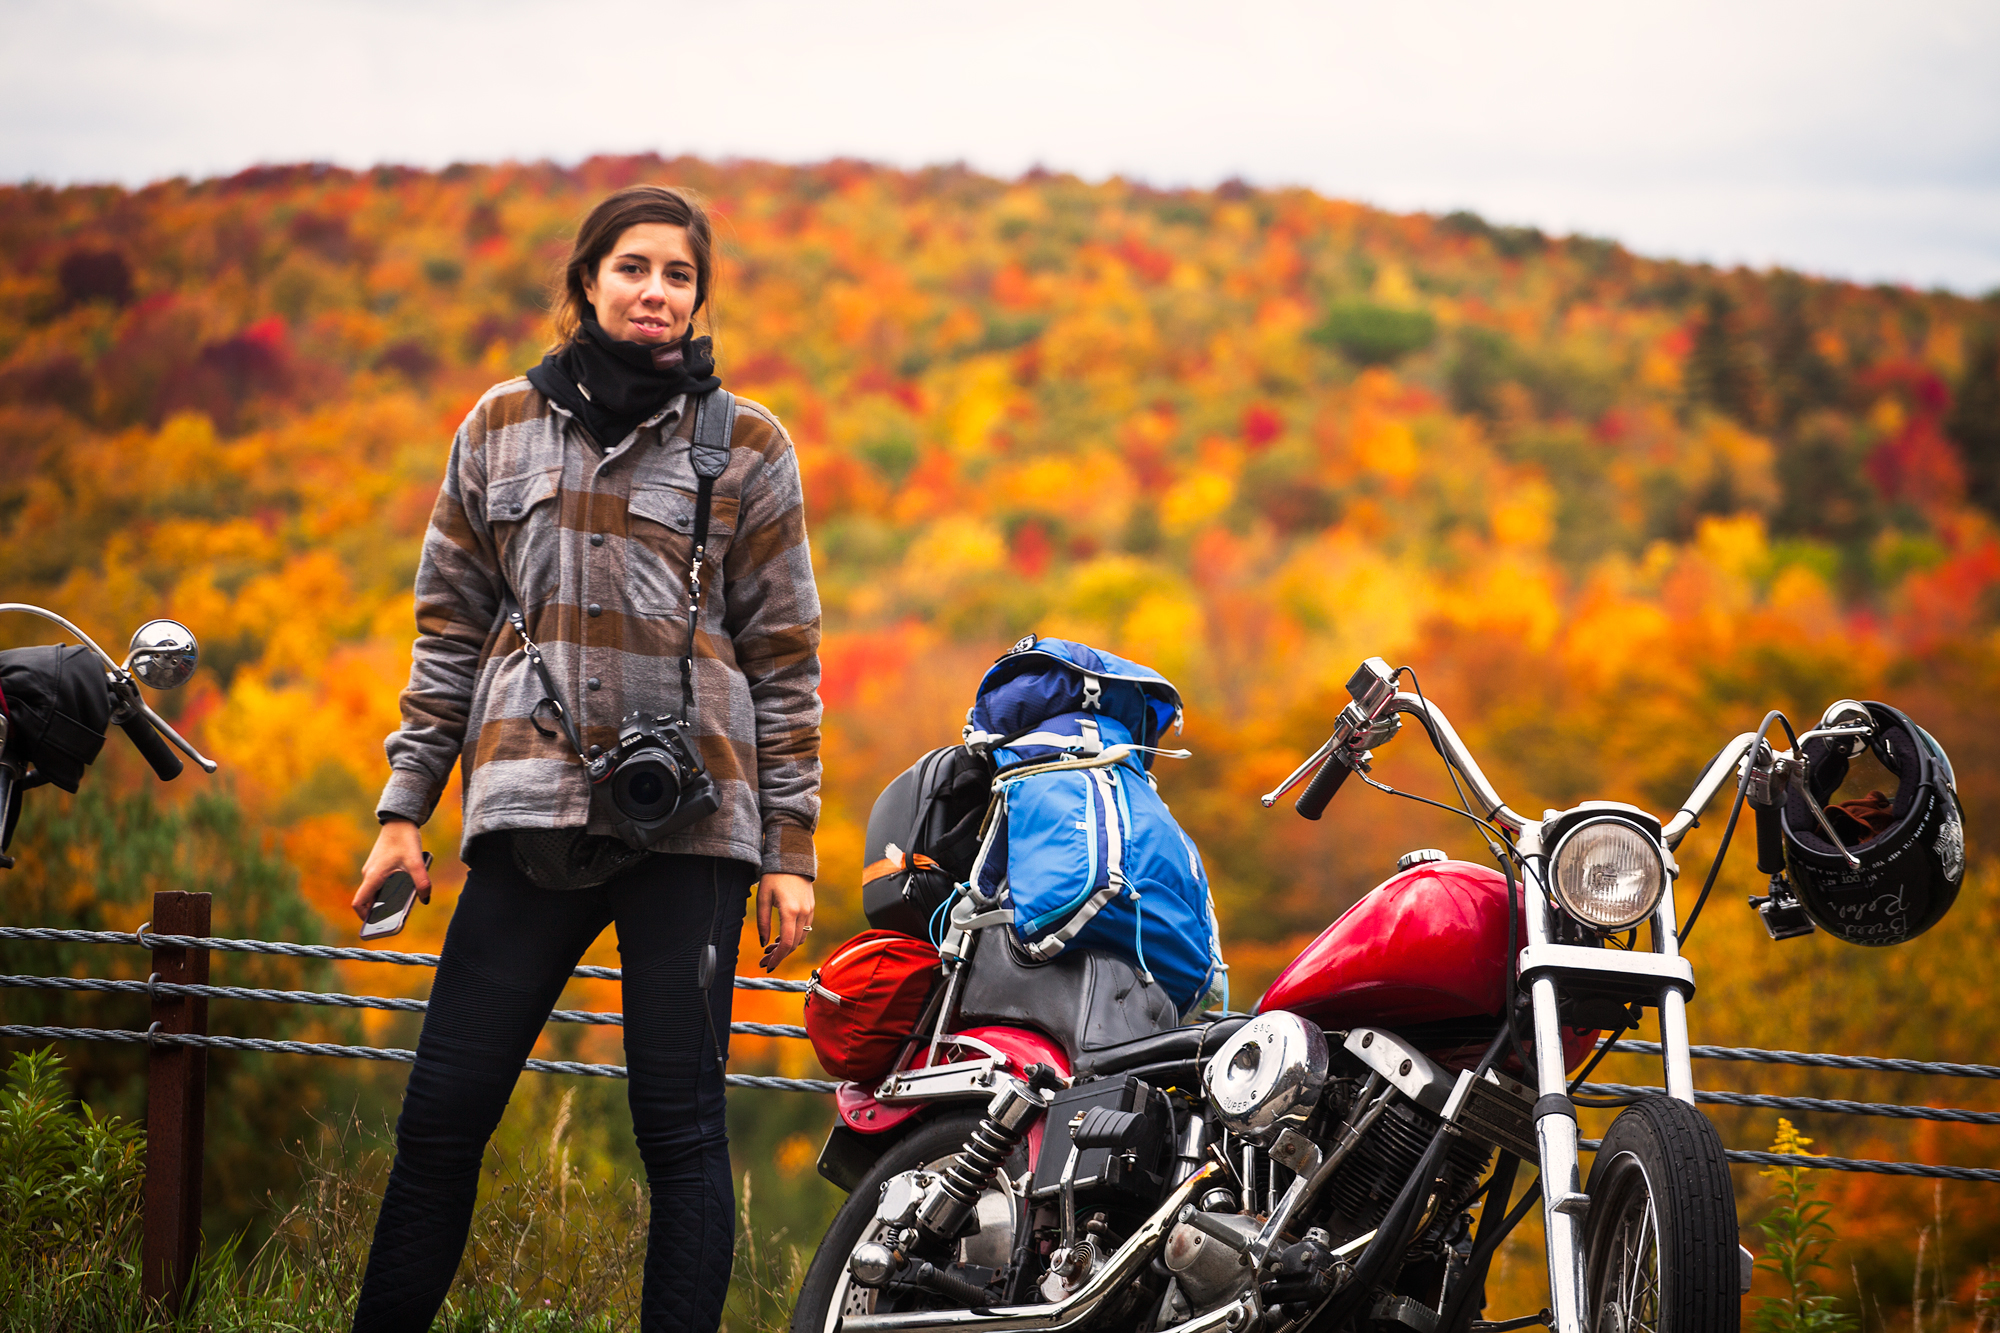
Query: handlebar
1268 659 1827 851
1384 692 1525 832
133 701 216 774
118 714 185 781
1265 685 1530 832
1659 733 1758 849
1293 752 1349 820
1754 800 1787 875
0 603 217 776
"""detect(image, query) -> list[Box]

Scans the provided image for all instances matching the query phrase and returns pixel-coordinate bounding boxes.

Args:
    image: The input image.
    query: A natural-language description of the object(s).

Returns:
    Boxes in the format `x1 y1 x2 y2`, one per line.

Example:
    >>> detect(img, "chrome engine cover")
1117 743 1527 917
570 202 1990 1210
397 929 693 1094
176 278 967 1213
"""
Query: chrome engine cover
1202 1010 1329 1137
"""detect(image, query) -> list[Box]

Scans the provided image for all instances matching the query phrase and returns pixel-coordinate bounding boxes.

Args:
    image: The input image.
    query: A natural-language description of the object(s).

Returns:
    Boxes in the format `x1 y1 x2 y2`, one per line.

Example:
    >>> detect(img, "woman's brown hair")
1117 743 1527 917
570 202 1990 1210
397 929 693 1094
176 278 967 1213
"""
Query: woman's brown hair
550 185 714 347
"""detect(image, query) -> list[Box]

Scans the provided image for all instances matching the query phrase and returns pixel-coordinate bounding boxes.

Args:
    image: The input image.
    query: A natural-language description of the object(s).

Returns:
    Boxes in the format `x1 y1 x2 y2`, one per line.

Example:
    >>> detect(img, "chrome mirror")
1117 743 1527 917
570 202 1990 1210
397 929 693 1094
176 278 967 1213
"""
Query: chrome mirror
126 620 200 690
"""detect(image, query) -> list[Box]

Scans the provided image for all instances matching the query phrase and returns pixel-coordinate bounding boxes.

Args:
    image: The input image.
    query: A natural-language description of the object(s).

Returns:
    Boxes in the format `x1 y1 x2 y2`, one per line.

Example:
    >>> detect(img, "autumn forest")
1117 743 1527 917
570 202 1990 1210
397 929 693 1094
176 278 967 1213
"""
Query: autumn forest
4 154 2000 1323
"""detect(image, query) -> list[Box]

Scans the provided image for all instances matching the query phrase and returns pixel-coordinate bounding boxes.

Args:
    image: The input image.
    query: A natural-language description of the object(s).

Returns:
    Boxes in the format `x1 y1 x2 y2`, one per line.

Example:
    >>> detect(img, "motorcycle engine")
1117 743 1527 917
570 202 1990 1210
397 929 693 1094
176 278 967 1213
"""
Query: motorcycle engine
1318 1094 1491 1242
1159 1077 1495 1322
1163 1211 1260 1307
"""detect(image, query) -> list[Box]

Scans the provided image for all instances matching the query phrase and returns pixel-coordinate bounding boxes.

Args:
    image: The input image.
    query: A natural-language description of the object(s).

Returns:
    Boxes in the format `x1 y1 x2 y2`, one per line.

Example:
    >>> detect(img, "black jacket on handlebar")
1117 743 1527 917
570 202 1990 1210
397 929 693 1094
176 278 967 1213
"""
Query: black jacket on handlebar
0 645 112 792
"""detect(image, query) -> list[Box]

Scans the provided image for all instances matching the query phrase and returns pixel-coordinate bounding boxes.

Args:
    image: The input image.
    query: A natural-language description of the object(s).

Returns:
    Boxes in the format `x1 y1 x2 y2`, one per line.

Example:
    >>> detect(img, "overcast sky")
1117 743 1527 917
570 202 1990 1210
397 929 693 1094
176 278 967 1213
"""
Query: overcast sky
4 0 1996 293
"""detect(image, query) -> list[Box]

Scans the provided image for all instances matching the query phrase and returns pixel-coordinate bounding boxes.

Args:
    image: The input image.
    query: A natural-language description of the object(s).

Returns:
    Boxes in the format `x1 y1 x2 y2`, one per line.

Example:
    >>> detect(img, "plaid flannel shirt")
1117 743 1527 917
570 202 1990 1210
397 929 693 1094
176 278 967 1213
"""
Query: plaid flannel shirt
377 379 822 878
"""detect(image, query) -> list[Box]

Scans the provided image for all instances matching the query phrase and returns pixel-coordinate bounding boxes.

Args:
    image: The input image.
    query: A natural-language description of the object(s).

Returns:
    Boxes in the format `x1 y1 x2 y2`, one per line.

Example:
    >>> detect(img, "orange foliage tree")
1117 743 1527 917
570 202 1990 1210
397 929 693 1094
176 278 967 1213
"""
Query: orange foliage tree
5 155 2000 1305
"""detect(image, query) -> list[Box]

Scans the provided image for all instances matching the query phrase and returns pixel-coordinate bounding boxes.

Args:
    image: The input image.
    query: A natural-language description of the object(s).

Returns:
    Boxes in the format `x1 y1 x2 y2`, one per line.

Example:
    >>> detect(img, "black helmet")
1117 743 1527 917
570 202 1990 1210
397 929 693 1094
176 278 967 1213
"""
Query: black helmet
1780 700 1964 946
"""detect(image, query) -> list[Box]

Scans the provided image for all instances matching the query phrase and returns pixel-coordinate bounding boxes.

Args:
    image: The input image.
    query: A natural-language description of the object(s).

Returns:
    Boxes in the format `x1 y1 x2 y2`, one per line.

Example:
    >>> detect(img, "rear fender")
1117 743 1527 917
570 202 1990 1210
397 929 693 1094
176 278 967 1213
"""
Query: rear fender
814 1026 1072 1192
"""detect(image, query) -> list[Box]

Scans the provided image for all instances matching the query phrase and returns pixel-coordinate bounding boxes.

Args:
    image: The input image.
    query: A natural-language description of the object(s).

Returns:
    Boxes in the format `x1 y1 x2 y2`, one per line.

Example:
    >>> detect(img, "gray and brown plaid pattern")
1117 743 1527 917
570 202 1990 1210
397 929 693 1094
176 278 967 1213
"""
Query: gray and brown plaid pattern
378 380 822 878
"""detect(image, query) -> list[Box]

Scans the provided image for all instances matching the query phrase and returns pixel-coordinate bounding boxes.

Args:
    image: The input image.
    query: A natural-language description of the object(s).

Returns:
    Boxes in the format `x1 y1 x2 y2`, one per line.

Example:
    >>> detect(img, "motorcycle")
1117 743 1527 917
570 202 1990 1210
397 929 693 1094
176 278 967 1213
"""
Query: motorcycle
1 603 216 867
796 655 1918 1333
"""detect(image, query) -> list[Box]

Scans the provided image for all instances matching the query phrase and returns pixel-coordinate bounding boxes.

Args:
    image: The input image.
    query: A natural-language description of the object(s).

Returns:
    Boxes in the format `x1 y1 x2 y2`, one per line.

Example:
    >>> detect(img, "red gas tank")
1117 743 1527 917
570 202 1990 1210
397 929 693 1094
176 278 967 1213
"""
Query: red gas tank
1258 858 1597 1072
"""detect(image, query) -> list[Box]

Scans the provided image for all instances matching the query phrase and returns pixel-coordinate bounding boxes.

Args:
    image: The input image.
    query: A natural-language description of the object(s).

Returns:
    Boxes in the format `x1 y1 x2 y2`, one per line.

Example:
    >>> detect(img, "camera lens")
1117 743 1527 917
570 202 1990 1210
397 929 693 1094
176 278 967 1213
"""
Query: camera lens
612 751 682 821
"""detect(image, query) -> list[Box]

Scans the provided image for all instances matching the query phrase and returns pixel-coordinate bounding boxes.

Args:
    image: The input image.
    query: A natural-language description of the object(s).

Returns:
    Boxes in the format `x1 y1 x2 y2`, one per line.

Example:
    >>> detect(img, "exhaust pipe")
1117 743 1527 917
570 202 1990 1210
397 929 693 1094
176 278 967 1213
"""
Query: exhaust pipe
843 1163 1222 1333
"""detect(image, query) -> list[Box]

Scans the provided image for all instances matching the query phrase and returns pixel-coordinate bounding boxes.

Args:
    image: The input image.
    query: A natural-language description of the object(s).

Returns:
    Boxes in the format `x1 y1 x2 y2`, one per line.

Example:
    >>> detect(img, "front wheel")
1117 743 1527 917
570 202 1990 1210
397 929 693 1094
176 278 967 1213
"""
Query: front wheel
1583 1097 1740 1332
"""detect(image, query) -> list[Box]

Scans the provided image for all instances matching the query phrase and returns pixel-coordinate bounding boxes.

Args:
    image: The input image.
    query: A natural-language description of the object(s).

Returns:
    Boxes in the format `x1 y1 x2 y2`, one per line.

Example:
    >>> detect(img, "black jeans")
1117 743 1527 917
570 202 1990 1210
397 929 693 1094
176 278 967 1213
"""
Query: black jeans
352 846 751 1332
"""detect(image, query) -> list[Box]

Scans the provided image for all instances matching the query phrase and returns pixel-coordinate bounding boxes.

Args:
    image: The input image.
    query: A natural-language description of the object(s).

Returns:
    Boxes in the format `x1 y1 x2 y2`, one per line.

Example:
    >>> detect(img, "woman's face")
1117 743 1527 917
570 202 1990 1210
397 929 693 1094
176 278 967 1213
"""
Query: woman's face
582 222 699 346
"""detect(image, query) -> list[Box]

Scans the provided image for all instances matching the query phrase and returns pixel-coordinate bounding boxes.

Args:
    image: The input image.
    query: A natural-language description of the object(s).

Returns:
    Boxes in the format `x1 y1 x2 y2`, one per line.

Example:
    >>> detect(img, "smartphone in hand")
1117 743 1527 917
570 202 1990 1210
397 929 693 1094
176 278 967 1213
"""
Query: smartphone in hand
361 852 434 941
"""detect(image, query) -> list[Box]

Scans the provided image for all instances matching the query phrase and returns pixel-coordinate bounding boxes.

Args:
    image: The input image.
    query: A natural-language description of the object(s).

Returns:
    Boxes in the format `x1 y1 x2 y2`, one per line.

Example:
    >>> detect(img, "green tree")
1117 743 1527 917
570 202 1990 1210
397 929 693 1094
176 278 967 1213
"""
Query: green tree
1309 301 1437 367
1447 325 1518 418
1765 275 1846 432
1948 325 2000 518
1687 289 1765 427
0 780 374 1243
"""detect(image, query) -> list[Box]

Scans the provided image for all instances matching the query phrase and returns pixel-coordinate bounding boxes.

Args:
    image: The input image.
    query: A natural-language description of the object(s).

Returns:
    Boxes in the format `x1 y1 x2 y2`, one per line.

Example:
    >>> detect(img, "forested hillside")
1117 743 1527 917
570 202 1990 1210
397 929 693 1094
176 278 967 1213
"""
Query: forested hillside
4 154 1999 1315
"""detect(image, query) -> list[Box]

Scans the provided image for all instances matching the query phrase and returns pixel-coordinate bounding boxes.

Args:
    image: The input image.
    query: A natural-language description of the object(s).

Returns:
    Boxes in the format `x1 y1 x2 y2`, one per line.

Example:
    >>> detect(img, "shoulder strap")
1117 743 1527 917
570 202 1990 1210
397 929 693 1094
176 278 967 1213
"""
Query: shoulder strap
690 389 735 484
681 390 736 726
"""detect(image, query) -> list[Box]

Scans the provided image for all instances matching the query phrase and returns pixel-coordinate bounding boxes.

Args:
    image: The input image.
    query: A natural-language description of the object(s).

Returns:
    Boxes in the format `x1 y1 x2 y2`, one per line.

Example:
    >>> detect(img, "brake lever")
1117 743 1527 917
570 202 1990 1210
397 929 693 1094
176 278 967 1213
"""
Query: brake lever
105 668 217 774
1743 738 1860 870
138 704 217 774
1805 796 1862 870
1262 737 1336 807
1261 658 1402 808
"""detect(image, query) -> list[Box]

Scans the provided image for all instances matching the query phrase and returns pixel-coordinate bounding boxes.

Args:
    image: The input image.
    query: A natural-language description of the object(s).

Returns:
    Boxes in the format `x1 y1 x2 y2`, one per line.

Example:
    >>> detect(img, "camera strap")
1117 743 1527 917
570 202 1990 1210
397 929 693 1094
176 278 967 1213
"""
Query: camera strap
682 389 736 730
499 388 736 764
502 594 588 759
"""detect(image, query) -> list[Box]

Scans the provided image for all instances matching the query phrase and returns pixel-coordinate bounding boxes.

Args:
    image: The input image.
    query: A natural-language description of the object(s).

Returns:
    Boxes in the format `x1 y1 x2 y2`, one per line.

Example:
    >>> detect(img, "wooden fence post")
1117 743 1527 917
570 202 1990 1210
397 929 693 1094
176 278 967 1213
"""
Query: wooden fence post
141 889 210 1314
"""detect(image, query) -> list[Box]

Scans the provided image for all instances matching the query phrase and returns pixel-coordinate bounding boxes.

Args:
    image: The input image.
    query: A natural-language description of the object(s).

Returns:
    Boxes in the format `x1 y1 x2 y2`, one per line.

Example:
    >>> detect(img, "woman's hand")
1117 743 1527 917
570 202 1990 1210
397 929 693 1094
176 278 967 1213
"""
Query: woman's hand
351 819 432 922
757 872 815 972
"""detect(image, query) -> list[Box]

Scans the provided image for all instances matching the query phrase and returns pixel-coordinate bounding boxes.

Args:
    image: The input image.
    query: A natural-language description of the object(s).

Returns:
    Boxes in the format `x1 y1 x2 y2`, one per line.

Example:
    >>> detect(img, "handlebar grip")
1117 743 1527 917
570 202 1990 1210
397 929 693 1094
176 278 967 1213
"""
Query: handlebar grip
1295 756 1350 821
1754 800 1786 875
119 715 184 781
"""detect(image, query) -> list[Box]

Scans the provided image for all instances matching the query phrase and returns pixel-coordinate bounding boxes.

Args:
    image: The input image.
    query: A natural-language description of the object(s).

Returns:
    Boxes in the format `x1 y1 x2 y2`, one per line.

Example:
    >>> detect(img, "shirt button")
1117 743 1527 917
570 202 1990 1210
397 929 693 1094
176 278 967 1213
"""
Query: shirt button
587 677 602 691
587 603 602 617
590 533 605 547
508 503 523 515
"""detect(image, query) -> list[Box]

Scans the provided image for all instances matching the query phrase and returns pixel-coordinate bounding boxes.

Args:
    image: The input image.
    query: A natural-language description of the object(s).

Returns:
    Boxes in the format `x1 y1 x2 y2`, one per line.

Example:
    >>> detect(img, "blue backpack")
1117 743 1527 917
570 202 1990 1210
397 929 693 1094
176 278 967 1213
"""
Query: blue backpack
963 636 1225 1017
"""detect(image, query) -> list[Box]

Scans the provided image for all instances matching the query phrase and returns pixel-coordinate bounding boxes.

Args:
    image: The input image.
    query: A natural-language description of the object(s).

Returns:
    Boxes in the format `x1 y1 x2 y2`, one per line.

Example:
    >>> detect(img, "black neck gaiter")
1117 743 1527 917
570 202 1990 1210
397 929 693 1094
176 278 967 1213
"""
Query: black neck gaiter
527 313 721 449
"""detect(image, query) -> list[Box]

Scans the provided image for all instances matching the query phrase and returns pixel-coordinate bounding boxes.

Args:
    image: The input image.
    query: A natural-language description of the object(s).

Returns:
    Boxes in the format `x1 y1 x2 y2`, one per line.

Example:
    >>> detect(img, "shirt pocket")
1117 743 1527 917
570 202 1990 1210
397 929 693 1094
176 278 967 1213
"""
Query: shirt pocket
627 484 736 616
485 467 563 605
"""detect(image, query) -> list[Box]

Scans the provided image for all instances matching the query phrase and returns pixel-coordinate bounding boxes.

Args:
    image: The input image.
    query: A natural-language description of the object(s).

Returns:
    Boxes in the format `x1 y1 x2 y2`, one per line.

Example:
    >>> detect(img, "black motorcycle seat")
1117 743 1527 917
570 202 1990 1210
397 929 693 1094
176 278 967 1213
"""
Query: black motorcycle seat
956 926 1180 1061
1071 1014 1252 1079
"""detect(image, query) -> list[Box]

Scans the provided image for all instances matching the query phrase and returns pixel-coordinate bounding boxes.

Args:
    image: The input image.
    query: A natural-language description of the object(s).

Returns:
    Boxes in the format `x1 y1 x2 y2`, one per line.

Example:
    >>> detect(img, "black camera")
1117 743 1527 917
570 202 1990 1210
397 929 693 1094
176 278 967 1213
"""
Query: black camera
588 711 720 847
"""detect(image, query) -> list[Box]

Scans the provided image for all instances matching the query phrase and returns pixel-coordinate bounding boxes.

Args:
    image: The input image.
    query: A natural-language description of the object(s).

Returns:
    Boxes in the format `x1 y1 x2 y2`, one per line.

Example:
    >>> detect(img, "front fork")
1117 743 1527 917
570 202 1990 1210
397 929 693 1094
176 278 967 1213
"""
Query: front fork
1522 856 1697 1333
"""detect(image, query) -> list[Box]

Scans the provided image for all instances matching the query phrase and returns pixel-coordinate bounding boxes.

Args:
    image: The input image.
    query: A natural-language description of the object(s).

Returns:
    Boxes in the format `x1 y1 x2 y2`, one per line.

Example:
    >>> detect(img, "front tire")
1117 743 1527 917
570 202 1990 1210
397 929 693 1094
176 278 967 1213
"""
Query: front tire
1583 1097 1740 1332
791 1110 1017 1333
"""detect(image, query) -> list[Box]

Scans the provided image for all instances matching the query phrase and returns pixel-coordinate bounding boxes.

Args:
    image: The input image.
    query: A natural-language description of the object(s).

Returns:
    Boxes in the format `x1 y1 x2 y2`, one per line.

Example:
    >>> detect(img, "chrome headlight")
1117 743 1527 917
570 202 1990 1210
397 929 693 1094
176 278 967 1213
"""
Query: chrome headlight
1549 817 1667 931
1201 1011 1328 1137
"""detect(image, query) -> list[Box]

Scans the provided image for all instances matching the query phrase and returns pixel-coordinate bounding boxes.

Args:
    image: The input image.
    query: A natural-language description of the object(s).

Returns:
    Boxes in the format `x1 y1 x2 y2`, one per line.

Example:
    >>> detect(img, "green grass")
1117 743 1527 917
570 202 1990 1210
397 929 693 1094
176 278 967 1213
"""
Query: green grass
0 1048 809 1332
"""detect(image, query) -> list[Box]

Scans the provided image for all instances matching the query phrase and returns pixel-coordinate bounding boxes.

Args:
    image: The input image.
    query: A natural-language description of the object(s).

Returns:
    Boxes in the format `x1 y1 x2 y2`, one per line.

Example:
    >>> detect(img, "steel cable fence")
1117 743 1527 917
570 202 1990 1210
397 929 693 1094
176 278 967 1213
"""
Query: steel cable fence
0 924 812 989
0 1023 837 1092
4 920 1998 1179
0 972 808 1036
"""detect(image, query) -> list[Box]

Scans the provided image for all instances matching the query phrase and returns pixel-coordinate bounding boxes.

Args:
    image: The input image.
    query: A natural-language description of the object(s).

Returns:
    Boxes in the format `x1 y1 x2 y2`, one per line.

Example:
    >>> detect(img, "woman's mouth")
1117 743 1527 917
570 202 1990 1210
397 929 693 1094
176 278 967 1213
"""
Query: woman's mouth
630 317 670 338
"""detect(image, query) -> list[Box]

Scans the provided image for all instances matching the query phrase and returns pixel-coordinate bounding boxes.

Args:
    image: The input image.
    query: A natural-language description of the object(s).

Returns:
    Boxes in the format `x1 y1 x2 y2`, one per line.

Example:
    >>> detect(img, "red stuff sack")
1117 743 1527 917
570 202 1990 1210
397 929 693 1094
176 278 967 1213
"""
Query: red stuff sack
804 930 941 1083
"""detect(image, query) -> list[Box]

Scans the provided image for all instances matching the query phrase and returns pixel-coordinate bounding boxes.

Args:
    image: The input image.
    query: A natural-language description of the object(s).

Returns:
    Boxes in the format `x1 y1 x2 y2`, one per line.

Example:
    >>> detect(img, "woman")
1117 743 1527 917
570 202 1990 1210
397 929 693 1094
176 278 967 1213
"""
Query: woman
349 185 820 1332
